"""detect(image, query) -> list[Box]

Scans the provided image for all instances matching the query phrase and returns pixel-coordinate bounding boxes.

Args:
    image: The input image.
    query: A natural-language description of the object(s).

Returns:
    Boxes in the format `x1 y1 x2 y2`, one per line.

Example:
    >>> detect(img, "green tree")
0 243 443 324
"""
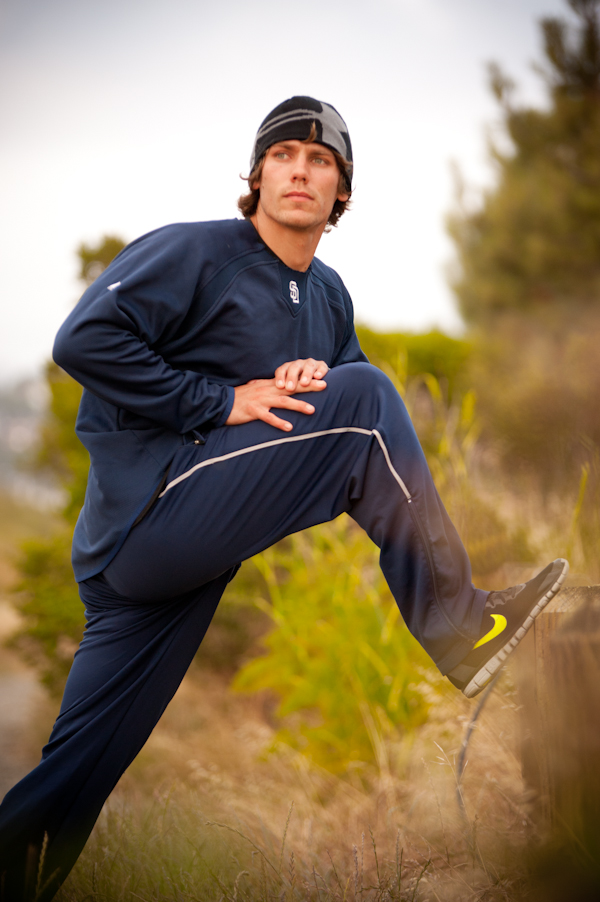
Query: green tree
449 0 600 325
446 0 600 503
78 235 127 286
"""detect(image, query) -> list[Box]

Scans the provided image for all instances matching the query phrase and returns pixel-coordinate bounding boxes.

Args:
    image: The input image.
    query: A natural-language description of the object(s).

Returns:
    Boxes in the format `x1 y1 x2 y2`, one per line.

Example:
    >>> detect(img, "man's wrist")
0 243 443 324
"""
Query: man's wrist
214 385 236 428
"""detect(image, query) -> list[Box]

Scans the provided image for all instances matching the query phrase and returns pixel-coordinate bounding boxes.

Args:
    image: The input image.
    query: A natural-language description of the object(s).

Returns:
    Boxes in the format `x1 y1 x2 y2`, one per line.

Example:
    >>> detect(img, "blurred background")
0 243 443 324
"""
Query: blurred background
1 0 570 381
2 1 600 899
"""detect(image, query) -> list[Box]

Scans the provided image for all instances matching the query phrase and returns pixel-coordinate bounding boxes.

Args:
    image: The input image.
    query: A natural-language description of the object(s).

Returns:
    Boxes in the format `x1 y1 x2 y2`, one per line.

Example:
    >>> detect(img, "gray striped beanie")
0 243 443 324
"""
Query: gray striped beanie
250 96 353 188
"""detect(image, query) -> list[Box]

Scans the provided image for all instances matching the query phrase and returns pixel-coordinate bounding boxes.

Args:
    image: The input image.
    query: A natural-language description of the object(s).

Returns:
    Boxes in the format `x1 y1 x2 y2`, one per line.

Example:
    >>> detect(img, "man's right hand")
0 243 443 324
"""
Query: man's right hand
226 376 327 432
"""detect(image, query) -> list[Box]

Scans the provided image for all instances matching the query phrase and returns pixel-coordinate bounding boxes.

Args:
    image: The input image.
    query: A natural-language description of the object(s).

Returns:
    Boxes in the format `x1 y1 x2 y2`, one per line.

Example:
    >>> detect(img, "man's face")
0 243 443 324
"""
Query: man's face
253 140 349 233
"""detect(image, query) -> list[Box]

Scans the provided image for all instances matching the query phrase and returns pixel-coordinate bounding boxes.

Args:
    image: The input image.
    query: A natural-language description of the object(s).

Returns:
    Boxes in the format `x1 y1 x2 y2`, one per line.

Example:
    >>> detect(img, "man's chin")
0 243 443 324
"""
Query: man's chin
276 210 325 232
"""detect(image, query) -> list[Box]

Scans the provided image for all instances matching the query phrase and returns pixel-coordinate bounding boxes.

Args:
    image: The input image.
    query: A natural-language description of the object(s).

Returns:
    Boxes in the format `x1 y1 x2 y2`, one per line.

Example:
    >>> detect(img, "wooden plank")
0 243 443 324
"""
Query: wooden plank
545 593 600 847
514 587 600 833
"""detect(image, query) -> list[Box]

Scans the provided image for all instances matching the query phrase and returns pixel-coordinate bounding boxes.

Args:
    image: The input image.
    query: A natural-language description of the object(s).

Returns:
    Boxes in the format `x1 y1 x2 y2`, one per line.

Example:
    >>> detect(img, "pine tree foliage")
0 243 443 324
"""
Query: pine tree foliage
449 0 600 324
78 235 127 286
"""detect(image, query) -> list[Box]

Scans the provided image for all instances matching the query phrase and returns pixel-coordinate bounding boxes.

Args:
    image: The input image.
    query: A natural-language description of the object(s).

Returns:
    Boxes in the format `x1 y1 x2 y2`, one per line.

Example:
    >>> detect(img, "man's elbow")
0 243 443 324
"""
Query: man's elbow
52 322 82 376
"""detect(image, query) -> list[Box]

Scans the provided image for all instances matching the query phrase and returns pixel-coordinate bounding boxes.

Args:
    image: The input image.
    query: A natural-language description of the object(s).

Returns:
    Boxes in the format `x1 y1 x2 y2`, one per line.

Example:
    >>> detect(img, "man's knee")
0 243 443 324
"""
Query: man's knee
318 362 414 434
325 362 396 401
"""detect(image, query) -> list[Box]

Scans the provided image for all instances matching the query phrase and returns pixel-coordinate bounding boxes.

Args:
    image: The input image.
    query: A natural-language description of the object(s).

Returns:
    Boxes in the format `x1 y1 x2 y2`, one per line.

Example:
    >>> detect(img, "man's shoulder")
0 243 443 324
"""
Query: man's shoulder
311 256 350 303
132 218 259 249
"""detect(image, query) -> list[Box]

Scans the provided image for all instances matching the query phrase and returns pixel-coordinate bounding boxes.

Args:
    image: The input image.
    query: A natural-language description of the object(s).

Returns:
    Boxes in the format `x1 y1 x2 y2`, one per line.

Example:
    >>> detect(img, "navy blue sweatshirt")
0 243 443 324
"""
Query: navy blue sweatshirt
53 218 368 581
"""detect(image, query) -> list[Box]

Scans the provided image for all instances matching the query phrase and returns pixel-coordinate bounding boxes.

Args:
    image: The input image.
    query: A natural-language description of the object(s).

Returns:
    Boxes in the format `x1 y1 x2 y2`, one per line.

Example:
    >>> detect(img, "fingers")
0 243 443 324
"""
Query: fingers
275 359 329 391
227 376 326 431
275 395 316 415
290 378 327 394
259 410 294 431
311 360 329 381
254 396 315 432
274 364 287 389
284 360 306 391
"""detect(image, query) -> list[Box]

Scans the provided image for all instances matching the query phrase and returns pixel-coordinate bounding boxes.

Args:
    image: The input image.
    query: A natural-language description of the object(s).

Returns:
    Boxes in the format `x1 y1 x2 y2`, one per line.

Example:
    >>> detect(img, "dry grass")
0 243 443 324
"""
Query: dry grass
55 661 535 901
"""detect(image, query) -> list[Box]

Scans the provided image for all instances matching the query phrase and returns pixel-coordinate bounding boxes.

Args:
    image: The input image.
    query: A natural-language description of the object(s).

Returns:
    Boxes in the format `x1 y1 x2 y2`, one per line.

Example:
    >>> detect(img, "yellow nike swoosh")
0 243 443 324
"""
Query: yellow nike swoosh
473 614 507 649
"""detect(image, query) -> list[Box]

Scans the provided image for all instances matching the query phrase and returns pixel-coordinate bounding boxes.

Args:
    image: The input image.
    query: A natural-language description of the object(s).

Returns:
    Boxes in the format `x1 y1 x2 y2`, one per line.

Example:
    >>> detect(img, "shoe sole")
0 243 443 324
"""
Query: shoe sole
462 558 570 698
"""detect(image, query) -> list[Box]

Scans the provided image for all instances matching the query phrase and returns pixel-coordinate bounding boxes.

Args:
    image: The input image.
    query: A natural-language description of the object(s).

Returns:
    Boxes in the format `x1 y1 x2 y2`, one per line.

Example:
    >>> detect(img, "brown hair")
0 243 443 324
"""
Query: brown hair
237 123 353 231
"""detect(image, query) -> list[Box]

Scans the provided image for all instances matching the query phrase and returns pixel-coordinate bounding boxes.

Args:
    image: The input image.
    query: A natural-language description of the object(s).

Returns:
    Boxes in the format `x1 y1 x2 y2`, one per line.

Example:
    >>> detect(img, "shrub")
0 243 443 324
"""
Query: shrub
233 518 442 776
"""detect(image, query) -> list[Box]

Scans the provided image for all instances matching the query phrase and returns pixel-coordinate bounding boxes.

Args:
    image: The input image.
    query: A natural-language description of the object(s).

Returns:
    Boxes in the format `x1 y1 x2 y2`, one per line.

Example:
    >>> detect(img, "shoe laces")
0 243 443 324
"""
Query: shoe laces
485 583 525 609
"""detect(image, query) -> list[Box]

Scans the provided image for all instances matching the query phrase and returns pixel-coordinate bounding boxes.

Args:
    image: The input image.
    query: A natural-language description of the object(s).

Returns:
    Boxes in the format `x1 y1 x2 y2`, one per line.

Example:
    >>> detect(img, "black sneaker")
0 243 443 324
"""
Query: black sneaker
447 558 569 698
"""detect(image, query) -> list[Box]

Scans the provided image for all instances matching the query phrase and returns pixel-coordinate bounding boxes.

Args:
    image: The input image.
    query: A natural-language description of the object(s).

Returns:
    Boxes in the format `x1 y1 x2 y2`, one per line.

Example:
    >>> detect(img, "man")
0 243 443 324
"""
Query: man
0 96 568 901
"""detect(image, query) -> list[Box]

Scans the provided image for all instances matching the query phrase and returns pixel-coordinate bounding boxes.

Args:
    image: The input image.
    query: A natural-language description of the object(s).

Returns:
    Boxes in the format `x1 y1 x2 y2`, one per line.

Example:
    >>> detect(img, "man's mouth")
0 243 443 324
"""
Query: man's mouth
285 191 313 201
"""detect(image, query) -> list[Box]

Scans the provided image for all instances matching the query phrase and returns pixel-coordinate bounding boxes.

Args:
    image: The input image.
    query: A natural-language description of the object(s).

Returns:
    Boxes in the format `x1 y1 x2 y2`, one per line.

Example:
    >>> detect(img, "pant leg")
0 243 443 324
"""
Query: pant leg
0 569 232 902
106 362 487 672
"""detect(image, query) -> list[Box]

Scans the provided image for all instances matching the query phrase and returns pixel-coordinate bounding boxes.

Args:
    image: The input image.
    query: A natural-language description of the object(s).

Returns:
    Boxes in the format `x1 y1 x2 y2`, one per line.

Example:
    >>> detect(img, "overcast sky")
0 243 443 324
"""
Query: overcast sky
0 0 570 384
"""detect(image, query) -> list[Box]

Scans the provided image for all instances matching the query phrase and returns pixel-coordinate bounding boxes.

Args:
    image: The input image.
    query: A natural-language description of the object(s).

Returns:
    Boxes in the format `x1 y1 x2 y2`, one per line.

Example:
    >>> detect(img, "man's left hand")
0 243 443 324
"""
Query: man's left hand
274 358 329 392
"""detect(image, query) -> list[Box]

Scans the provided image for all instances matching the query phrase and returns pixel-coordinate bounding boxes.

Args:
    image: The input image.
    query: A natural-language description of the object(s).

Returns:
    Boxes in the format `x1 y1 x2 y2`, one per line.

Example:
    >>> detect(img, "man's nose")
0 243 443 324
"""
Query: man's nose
291 152 309 180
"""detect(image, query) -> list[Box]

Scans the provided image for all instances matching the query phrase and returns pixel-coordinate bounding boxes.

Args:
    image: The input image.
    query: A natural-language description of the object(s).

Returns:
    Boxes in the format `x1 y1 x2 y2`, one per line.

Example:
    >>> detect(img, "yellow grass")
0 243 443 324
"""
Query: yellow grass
54 661 535 901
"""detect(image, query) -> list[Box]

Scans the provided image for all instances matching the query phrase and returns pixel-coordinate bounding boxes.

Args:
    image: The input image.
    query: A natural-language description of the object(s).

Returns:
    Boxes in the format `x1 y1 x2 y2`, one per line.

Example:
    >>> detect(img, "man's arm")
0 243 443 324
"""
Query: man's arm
53 226 235 434
331 283 369 368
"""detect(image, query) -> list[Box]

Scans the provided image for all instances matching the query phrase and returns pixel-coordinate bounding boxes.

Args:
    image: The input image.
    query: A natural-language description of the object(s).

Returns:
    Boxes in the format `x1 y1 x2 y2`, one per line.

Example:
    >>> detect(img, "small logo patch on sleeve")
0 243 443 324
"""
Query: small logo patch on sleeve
108 281 121 291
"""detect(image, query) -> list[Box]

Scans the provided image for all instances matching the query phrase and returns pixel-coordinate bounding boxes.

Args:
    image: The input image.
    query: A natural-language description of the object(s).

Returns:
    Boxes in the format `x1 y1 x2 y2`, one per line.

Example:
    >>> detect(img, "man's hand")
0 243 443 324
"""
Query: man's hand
275 358 329 392
226 359 329 432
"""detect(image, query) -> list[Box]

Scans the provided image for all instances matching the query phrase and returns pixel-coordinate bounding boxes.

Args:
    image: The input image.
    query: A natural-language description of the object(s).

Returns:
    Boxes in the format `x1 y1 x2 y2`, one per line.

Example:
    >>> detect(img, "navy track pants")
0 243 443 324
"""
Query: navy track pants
0 363 487 900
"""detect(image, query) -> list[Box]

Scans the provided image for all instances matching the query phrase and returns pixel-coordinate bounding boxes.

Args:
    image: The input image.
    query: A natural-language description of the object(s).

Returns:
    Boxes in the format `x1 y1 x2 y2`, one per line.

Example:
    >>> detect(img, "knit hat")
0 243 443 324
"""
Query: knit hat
250 96 353 188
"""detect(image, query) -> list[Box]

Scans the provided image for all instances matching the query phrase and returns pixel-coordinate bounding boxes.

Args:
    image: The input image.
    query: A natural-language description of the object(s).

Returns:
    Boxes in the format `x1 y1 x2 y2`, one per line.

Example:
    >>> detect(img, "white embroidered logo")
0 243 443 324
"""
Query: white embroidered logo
289 280 300 304
107 281 121 291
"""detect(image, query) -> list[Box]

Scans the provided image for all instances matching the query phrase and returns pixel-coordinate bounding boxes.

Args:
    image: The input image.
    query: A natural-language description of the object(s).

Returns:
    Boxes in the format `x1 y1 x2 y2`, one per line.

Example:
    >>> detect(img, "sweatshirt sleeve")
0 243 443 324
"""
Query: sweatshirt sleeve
53 225 235 434
331 284 369 367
